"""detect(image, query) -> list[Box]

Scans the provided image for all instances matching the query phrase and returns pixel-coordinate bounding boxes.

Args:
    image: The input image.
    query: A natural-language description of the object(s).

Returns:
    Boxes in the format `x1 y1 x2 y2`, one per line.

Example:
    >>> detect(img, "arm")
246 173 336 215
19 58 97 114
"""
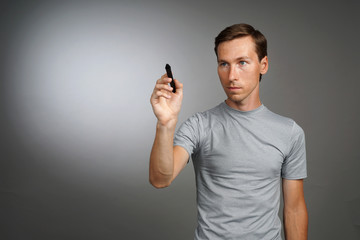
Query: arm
149 74 189 188
282 179 308 240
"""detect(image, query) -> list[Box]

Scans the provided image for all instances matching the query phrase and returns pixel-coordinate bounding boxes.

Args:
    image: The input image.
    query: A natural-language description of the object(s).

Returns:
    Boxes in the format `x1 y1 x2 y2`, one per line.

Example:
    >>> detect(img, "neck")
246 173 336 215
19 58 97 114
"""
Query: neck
225 98 262 111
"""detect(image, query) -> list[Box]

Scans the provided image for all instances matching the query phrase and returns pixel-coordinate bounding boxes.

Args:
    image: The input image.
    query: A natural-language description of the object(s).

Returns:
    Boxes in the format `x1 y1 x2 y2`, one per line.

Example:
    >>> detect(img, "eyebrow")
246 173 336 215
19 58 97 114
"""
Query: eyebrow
217 56 251 63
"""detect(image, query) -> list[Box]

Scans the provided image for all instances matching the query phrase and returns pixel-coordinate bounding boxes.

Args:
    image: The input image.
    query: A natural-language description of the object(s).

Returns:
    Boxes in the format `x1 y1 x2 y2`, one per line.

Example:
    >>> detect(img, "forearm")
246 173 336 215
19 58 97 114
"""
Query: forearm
283 205 308 240
149 120 177 188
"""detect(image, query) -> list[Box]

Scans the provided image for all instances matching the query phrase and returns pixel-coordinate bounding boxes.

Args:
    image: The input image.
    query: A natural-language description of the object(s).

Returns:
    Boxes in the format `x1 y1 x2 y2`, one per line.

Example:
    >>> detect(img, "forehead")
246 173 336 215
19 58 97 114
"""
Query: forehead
217 36 257 60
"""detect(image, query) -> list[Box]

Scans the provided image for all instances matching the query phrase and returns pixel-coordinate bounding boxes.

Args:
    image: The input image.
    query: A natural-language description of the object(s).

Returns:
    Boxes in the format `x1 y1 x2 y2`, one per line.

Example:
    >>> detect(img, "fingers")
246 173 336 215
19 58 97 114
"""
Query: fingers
155 77 173 94
154 90 171 99
151 74 183 102
151 75 174 100
155 86 172 99
157 74 172 84
155 82 173 92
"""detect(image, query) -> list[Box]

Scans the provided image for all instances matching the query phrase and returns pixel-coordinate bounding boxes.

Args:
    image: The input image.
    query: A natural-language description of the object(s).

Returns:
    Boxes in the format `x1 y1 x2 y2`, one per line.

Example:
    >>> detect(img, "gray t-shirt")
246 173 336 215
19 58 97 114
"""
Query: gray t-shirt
174 102 307 240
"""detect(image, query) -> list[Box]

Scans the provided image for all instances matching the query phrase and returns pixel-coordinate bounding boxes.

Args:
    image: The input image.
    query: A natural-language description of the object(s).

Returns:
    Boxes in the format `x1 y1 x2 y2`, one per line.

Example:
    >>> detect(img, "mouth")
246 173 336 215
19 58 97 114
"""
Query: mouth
227 86 242 91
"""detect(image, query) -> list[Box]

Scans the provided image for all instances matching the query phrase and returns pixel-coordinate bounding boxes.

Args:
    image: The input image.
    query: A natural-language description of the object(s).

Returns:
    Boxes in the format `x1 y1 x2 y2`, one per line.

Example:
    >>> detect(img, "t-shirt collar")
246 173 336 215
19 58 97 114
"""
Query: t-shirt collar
221 101 265 116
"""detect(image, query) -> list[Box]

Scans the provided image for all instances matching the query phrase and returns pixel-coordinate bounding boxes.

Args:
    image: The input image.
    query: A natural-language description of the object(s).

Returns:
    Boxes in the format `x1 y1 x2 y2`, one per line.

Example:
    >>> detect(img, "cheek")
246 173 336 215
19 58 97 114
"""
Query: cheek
217 70 227 83
218 67 227 75
243 67 260 80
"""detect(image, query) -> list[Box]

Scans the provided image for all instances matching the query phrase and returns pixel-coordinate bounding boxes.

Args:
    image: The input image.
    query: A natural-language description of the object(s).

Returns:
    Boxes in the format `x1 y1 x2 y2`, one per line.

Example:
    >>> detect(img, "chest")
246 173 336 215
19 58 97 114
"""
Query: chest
194 123 285 179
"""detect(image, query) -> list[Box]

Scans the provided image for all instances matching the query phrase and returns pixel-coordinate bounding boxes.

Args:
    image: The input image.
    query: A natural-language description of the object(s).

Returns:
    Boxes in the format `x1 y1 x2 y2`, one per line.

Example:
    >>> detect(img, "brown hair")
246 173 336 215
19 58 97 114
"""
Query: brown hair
214 23 267 62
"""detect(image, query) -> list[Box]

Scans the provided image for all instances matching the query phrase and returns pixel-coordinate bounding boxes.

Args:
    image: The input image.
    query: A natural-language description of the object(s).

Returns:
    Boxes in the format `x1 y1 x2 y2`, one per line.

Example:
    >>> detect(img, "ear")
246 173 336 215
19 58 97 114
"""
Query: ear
260 56 268 75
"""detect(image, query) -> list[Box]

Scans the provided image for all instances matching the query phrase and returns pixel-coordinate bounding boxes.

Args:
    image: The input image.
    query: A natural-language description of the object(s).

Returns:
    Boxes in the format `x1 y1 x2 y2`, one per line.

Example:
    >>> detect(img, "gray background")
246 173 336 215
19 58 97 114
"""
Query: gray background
1 0 359 239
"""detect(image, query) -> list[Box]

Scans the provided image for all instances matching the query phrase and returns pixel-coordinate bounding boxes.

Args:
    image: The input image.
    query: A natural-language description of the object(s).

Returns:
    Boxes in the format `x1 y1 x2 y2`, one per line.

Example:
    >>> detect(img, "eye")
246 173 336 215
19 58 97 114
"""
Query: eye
219 62 229 67
239 61 247 66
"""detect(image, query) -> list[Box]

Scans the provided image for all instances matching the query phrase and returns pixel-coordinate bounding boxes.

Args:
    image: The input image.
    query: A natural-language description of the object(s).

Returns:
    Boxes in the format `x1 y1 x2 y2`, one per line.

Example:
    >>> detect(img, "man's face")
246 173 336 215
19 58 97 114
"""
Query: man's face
217 36 268 108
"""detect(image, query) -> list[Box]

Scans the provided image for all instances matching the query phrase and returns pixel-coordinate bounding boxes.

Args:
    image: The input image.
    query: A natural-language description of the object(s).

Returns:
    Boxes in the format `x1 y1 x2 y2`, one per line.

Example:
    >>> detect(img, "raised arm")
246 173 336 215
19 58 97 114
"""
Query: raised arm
282 179 308 240
149 74 189 188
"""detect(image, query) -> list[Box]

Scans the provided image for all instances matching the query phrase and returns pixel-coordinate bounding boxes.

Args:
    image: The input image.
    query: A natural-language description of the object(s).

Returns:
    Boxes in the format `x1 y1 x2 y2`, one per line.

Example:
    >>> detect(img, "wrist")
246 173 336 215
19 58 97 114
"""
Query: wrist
157 118 177 131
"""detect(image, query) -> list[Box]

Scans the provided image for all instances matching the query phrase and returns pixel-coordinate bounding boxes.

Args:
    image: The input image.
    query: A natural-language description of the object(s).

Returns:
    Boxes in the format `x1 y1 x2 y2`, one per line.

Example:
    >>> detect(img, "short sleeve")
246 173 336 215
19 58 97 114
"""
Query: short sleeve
173 113 202 160
281 122 307 179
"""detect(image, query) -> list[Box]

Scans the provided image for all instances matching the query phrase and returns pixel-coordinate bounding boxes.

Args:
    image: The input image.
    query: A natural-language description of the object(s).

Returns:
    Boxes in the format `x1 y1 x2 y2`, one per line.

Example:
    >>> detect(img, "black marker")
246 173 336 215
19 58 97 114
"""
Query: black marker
165 64 176 93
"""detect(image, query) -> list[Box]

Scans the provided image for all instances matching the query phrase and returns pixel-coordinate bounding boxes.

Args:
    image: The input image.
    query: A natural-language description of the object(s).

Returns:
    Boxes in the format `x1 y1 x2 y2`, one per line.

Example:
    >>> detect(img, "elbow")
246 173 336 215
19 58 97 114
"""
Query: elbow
151 182 171 189
149 177 171 189
149 168 173 189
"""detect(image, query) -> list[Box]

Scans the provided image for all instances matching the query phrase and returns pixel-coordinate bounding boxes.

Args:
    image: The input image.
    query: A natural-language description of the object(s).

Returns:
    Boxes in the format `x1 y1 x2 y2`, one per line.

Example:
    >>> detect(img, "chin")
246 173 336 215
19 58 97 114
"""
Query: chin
226 94 246 103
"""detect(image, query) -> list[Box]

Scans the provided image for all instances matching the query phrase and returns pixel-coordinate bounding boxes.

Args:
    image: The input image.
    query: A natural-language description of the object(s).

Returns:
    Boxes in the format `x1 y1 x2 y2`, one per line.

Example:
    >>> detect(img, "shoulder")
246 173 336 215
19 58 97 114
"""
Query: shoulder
262 107 295 127
185 103 225 125
262 107 305 134
177 103 225 141
260 107 306 149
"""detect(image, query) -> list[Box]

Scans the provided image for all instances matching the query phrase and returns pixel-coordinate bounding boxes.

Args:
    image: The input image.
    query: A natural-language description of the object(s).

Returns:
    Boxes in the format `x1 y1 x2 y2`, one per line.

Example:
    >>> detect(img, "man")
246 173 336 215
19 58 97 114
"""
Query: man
149 23 308 240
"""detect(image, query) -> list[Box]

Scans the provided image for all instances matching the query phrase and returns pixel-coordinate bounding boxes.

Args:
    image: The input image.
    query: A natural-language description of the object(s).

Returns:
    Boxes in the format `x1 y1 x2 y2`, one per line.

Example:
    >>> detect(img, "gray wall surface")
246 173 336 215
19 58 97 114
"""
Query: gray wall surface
1 0 359 239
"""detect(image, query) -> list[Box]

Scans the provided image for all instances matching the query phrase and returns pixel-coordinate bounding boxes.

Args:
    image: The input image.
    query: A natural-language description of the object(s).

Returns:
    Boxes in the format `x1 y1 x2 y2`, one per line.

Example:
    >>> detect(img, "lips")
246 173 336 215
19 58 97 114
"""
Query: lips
227 86 242 90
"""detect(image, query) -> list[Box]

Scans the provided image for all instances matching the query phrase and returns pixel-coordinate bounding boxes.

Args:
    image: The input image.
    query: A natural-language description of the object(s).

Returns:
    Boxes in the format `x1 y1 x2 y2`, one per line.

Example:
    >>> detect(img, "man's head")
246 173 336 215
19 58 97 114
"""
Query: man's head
215 24 268 109
214 23 267 65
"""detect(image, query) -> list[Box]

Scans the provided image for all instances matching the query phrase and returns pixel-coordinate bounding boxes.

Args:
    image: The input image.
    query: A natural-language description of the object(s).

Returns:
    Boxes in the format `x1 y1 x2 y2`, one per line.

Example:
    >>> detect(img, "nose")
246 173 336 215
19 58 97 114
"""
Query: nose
228 65 238 81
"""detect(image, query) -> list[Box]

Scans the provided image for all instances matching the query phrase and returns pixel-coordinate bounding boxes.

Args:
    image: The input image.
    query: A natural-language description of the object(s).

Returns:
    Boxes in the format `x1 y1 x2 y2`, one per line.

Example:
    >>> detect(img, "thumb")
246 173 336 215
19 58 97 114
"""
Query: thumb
173 79 183 94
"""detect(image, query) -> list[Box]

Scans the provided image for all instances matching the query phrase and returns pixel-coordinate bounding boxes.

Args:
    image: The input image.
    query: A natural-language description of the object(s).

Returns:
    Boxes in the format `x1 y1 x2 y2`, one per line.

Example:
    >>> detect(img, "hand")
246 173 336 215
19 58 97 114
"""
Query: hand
150 74 183 126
